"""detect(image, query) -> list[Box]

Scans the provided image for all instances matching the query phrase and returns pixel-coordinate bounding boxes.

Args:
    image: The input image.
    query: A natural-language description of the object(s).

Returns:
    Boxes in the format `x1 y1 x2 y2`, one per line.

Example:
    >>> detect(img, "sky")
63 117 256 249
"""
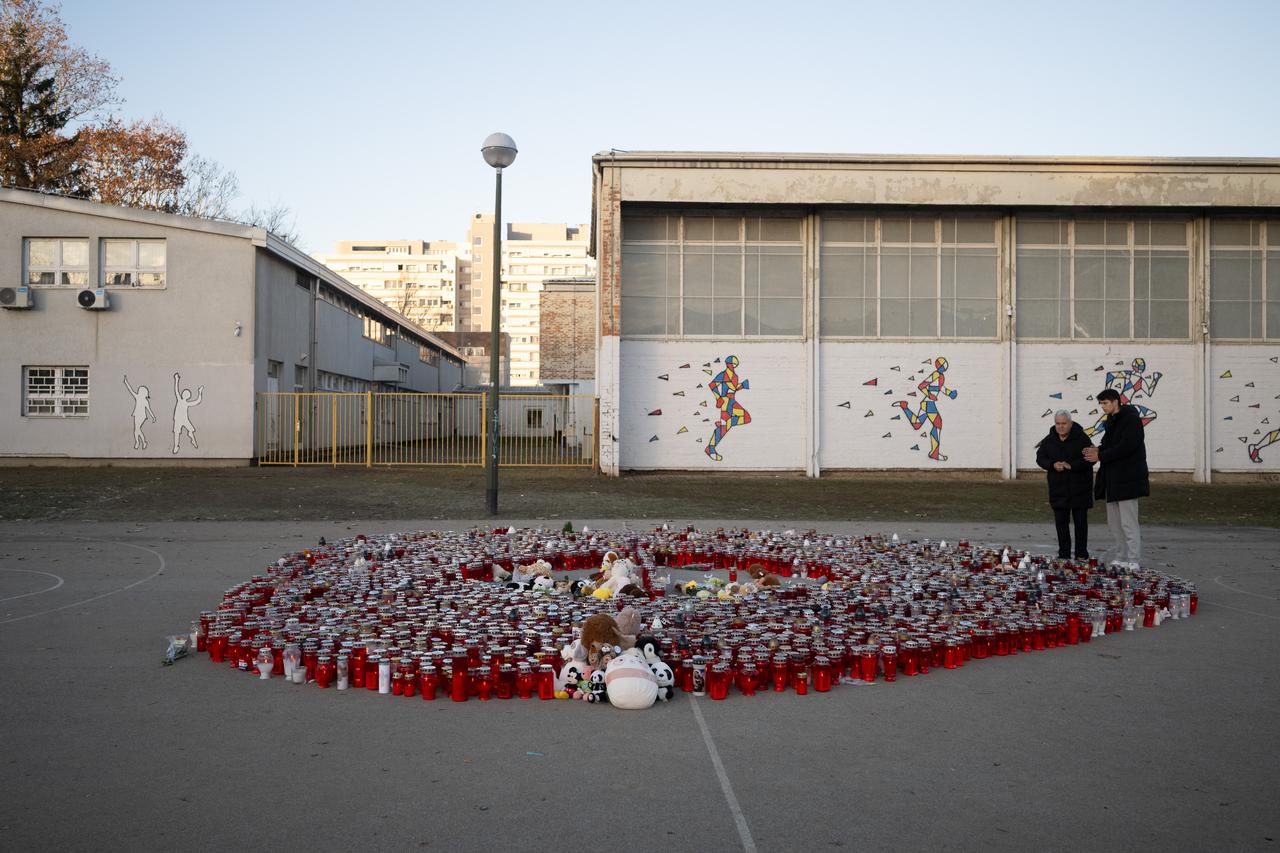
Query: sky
59 0 1280 253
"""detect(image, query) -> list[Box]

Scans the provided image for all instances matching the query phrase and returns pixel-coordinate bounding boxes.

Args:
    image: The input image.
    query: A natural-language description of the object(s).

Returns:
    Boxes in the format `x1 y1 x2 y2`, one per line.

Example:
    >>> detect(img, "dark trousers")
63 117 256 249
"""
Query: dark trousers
1053 507 1089 558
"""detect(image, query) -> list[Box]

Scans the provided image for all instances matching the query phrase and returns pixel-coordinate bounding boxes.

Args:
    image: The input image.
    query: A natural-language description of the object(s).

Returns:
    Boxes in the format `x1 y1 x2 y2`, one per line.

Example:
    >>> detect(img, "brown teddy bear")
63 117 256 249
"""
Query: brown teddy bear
746 563 782 588
579 613 626 652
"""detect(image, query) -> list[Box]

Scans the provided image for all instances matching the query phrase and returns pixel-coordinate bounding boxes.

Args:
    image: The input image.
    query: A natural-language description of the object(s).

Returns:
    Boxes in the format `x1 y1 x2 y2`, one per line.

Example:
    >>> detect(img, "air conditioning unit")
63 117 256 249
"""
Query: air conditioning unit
77 288 109 310
0 285 33 309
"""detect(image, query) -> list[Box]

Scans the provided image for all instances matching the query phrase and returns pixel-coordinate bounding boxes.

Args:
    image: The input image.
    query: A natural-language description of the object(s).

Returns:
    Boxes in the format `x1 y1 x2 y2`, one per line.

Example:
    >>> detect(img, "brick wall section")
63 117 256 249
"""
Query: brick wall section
539 281 596 380
598 172 621 337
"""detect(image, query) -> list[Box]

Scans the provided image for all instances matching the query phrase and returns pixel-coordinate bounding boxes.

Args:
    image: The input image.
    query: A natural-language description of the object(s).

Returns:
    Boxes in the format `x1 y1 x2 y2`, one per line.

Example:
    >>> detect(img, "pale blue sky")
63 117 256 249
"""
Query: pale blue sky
60 0 1279 252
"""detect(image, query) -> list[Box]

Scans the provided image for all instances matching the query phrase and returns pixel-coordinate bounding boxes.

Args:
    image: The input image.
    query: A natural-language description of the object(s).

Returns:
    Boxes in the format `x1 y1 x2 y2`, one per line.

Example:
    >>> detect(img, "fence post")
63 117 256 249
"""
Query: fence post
332 395 337 467
593 397 600 473
366 391 373 468
293 393 299 467
479 394 486 468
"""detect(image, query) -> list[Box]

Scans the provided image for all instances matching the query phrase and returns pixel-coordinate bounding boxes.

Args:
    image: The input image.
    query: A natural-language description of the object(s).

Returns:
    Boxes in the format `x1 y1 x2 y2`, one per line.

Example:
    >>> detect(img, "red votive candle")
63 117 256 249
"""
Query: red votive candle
419 665 438 700
881 646 897 682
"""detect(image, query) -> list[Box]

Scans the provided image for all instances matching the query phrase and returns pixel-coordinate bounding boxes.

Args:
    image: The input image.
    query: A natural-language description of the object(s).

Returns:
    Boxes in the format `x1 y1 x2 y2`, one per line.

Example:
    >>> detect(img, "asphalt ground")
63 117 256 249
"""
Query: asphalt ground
1 518 1277 853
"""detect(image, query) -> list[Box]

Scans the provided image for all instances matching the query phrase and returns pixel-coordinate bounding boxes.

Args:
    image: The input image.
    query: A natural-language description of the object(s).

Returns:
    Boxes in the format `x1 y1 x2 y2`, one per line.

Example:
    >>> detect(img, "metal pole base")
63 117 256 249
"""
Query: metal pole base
486 488 498 517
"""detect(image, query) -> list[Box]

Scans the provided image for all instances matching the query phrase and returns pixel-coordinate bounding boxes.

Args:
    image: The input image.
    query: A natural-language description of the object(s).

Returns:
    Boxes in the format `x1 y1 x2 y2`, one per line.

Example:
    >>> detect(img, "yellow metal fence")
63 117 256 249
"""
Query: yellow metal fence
255 392 597 468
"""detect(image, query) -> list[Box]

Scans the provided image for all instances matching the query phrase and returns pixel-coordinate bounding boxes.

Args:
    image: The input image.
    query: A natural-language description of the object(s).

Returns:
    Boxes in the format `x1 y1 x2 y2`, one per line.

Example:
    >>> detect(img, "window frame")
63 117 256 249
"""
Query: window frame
101 238 167 289
620 210 807 340
1208 218 1279 342
23 237 90 288
23 365 90 418
1014 217 1193 342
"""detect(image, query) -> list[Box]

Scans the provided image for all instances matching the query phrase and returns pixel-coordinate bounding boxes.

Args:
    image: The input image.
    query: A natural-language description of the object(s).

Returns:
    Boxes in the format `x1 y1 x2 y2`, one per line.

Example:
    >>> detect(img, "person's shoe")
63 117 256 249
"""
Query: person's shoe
1075 553 1089 560
1057 553 1071 560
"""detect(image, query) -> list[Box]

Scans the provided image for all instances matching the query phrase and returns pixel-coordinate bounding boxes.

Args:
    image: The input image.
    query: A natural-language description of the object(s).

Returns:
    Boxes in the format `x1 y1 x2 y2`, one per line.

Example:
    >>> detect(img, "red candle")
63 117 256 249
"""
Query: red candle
813 656 832 692
537 664 555 700
858 647 877 682
770 655 789 692
419 665 438 700
1143 603 1156 628
315 655 333 688
516 664 534 699
881 646 897 682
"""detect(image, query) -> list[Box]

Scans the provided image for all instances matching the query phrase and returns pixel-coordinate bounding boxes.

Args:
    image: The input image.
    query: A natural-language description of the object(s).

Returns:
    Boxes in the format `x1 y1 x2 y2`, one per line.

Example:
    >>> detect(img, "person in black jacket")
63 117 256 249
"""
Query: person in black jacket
1035 410 1095 559
1082 388 1150 567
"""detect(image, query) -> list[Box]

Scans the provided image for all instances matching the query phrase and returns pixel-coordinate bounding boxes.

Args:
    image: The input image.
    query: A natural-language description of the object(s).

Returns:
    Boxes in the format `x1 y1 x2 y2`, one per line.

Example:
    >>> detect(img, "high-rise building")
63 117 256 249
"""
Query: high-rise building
314 240 459 333
320 218 593 385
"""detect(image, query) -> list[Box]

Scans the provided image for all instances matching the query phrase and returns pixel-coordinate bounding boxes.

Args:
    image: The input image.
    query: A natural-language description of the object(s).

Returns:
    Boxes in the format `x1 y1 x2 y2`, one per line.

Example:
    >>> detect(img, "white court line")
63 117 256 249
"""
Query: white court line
1212 574 1279 602
0 568 65 602
689 697 758 853
1204 600 1280 621
0 539 165 626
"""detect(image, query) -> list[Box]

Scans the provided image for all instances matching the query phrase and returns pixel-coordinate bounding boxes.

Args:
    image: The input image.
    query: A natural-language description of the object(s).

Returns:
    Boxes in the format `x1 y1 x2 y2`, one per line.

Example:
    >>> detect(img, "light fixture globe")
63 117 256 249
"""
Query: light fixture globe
481 132 518 169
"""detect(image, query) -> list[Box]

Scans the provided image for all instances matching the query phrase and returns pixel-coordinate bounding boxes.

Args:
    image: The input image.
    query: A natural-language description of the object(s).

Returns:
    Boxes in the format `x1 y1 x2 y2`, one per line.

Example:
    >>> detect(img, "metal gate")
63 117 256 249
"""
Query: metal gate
254 392 597 468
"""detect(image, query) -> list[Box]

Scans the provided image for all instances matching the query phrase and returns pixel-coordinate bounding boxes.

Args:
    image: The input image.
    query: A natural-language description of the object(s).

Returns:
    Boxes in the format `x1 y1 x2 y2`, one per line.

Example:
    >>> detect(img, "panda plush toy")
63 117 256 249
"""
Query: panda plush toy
650 660 675 702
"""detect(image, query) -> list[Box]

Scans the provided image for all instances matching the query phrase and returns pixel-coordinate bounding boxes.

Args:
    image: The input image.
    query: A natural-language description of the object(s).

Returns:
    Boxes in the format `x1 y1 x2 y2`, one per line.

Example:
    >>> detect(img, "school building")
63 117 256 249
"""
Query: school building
0 189 465 464
590 152 1280 480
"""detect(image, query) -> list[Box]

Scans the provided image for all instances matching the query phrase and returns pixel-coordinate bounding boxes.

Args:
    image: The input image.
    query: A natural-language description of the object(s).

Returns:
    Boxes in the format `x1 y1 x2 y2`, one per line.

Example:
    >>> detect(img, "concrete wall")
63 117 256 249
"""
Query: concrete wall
1210 344 1280 471
1 200 256 461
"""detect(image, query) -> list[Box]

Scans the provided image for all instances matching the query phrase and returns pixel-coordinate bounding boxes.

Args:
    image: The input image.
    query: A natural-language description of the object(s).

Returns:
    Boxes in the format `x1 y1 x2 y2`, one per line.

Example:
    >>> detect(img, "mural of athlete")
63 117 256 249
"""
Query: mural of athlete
895 356 958 461
705 355 751 461
1085 357 1161 438
1249 429 1279 463
172 372 204 453
122 375 157 450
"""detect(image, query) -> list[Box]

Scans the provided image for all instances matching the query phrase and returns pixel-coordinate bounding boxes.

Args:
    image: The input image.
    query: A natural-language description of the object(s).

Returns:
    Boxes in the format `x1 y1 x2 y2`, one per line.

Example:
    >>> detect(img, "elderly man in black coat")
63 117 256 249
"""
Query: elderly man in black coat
1082 388 1150 568
1036 409 1095 559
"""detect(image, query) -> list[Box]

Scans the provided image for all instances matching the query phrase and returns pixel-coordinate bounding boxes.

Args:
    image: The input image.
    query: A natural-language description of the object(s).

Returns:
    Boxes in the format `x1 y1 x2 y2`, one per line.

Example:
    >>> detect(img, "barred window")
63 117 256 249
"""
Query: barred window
24 366 89 417
1016 218 1190 340
1210 220 1280 340
102 239 166 288
25 238 89 286
621 213 805 337
820 215 998 338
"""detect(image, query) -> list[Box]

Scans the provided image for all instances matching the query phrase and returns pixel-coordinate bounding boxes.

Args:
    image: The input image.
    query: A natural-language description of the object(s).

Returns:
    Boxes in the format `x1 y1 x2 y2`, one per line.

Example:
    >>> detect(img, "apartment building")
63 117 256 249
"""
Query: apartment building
315 239 459 333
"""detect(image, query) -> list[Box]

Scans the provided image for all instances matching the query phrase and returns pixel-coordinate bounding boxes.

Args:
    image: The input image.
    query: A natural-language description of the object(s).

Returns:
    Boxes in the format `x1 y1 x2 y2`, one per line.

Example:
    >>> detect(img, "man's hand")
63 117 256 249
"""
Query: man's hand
1082 446 1099 463
1053 461 1068 472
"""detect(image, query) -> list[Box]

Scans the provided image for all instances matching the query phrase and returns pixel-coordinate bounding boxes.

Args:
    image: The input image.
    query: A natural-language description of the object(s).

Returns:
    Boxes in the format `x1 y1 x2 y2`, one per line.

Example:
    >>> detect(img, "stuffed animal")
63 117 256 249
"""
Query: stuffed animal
633 634 660 663
532 575 554 594
586 669 607 703
605 649 659 710
557 659 587 693
746 563 782 588
614 606 642 638
587 641 622 670
650 660 675 701
580 613 626 652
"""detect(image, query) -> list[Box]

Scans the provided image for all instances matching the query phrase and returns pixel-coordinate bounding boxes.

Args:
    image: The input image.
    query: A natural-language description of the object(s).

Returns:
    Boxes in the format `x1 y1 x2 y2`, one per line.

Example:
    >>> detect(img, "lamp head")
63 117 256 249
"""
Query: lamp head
481 133 518 169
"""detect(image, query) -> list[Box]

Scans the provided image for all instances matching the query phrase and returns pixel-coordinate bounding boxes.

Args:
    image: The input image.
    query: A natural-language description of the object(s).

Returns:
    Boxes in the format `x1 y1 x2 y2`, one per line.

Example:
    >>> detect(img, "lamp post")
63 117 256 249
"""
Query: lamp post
481 132 517 516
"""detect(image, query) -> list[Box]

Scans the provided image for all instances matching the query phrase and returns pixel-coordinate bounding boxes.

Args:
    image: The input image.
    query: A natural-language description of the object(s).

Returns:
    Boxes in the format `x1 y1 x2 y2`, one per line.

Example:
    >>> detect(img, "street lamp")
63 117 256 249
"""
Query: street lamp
481 132 517 516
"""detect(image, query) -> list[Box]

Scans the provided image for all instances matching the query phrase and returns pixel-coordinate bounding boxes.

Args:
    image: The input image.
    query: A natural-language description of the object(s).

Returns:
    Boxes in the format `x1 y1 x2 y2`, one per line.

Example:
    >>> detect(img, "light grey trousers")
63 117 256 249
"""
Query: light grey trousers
1106 499 1141 564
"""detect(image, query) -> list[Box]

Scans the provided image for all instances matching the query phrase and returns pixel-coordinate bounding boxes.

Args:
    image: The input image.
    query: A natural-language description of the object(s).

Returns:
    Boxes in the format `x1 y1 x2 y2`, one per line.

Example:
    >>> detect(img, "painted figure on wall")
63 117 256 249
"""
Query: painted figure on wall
1250 429 1279 463
122 375 157 450
172 372 204 453
705 355 751 461
895 356 958 461
1085 357 1161 438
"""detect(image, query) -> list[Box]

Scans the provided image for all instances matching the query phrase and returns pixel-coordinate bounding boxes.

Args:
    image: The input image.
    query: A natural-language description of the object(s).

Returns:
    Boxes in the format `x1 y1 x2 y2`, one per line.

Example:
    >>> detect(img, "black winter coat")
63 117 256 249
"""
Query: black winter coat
1094 404 1150 502
1035 422 1095 509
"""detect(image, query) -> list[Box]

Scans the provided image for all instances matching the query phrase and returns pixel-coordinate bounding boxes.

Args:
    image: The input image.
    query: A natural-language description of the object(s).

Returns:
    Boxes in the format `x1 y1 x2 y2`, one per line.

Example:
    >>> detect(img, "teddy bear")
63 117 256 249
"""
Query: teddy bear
585 669 607 703
746 563 782 588
587 641 621 671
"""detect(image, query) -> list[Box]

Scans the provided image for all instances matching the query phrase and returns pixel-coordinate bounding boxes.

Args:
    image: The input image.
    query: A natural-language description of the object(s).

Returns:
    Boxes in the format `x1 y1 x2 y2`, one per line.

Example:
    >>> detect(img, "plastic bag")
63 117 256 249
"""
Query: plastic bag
162 634 191 666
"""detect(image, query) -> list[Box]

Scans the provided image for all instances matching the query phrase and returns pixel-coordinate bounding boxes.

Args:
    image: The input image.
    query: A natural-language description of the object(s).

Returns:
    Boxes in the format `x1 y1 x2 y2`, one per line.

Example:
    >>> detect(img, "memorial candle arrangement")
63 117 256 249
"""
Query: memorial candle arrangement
194 526 1196 706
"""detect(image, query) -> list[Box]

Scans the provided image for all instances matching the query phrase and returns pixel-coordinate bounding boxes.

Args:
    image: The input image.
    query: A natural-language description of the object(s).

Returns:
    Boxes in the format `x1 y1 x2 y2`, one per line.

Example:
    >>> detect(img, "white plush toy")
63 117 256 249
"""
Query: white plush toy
604 648 658 710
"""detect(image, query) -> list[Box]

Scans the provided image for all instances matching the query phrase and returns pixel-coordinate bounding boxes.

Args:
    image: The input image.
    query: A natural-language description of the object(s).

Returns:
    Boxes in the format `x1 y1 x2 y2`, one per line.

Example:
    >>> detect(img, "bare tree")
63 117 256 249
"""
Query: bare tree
239 202 301 248
173 154 238 220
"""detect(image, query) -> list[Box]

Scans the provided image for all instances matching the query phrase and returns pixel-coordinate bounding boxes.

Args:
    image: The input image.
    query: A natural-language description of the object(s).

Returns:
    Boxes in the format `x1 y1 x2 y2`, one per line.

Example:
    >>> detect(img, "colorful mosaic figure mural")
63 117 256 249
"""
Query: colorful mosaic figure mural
895 357 958 461
1085 358 1161 438
706 355 751 461
1215 357 1280 464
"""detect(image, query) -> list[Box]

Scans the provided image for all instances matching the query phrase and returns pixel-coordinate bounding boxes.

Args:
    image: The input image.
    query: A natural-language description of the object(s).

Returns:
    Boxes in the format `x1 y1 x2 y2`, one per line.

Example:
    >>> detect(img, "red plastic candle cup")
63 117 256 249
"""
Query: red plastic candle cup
916 641 930 674
858 647 877 682
943 640 959 670
1143 603 1156 628
680 659 695 693
1065 612 1081 645
994 628 1010 657
813 656 832 692
516 664 534 699
739 663 758 696
450 666 469 702
1189 593 1198 615
493 664 513 699
709 663 730 700
478 671 493 701
880 647 897 683
351 649 366 688
1079 621 1092 643
901 641 919 677
793 667 809 695
419 666 438 700
537 664 555 700
208 632 226 663
1032 624 1046 651
391 671 404 696
365 656 380 691
770 655 789 692
315 655 333 689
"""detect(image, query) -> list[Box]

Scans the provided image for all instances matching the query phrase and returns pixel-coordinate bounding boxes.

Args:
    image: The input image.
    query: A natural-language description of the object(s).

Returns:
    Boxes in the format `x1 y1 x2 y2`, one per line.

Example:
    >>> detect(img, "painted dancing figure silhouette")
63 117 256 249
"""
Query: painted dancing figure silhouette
122 375 156 450
706 355 750 461
1249 429 1279 463
1085 357 1161 438
172 372 204 453
896 356 958 461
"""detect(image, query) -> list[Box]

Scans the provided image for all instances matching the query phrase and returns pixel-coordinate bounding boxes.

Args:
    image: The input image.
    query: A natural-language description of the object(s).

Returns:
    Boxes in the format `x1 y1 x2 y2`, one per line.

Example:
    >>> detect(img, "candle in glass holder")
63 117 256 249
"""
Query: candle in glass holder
813 656 832 692
858 646 877 682
739 662 758 696
770 654 789 692
256 647 274 680
537 664 555 700
497 664 515 699
420 665 439 700
515 664 534 699
315 654 334 688
336 655 349 690
709 662 730 700
793 665 809 695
